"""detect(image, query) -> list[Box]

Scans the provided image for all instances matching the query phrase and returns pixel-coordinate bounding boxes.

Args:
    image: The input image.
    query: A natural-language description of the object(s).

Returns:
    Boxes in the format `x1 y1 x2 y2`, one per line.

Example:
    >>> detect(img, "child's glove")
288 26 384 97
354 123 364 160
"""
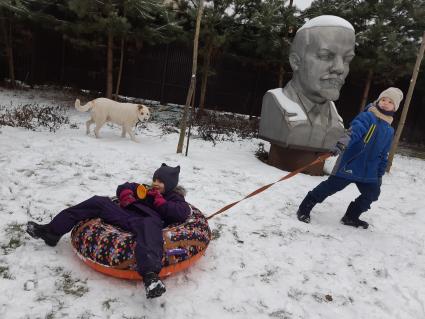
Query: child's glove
119 189 137 208
331 142 345 156
148 189 167 207
331 134 351 156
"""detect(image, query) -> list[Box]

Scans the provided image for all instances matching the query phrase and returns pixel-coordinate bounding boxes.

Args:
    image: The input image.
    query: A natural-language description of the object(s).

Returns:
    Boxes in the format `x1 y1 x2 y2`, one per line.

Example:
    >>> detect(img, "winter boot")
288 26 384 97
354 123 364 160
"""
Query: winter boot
296 193 317 224
143 272 166 299
340 202 369 229
26 221 61 247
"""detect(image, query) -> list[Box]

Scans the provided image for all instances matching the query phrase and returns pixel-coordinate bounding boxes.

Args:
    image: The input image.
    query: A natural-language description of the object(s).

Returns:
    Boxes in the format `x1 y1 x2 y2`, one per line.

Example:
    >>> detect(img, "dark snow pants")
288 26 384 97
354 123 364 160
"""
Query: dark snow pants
308 175 381 216
48 195 164 275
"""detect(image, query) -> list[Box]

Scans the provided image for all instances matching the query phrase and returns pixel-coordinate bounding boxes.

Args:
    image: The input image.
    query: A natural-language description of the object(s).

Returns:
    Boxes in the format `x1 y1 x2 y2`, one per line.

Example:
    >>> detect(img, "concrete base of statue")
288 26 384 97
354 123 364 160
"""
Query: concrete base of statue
267 143 326 176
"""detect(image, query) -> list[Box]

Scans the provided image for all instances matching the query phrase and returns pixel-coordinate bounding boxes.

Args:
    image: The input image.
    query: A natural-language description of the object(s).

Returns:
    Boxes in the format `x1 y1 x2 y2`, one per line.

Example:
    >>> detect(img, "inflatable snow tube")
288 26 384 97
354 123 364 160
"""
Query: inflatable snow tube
70 204 211 280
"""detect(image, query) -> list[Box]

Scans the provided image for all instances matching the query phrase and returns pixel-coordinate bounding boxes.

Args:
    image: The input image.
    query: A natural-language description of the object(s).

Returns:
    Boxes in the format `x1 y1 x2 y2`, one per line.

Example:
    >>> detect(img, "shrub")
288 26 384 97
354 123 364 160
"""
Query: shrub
255 142 269 163
193 112 259 145
0 103 69 132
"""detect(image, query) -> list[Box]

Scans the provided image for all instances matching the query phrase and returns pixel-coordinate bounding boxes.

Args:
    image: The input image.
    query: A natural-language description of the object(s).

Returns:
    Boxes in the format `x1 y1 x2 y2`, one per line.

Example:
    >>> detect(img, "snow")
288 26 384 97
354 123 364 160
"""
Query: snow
266 89 307 122
1 86 425 319
298 15 355 33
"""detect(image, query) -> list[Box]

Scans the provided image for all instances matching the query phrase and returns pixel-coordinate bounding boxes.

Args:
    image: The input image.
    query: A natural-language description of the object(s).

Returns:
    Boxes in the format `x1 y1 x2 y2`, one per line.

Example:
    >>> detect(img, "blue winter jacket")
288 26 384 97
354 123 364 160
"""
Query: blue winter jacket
332 104 394 183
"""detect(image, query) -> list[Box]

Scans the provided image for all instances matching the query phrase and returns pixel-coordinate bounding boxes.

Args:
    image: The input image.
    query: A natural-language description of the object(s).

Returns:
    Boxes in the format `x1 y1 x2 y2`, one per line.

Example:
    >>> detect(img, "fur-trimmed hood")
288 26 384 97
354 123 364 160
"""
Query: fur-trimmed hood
172 185 187 197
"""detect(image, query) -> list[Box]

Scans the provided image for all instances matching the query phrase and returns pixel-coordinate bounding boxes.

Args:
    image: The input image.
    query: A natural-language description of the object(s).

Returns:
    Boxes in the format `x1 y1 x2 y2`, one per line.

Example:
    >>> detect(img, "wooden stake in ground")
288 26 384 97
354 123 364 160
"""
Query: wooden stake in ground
386 31 425 172
114 37 125 99
176 0 204 154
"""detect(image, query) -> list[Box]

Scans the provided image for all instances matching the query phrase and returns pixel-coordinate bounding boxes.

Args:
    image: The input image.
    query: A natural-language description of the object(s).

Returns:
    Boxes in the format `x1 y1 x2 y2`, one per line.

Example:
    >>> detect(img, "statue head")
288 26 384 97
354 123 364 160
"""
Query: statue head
289 15 356 104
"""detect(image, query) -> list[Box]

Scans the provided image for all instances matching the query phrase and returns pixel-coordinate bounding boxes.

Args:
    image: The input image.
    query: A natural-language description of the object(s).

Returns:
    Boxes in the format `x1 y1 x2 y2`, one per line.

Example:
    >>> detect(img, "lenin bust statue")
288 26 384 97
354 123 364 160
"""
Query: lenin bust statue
259 15 356 175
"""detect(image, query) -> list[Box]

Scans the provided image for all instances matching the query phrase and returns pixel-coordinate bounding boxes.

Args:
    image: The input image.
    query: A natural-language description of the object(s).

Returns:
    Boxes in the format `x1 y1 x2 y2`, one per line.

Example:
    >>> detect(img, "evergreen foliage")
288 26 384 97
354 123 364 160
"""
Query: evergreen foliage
0 0 424 143
305 0 425 85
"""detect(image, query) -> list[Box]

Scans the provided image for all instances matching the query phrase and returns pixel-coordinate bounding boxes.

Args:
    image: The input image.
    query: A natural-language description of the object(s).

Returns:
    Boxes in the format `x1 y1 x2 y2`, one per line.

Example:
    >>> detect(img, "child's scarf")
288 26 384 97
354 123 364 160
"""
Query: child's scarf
368 106 393 124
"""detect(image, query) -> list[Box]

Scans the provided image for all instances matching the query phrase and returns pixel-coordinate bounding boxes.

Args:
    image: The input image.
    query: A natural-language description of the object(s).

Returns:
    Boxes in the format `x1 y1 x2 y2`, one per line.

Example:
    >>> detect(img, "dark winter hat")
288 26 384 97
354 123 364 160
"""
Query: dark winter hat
153 163 180 193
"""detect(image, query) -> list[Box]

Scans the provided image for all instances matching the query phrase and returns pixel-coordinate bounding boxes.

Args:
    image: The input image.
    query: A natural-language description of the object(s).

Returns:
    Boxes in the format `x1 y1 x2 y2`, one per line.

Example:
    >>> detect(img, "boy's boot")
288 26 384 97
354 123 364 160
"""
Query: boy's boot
340 202 369 229
296 193 317 224
26 221 61 247
143 272 166 299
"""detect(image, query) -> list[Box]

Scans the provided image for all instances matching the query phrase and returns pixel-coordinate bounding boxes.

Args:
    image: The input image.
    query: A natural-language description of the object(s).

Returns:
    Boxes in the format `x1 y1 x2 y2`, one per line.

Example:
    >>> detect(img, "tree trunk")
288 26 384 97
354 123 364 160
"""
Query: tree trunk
387 31 425 172
160 43 170 104
278 63 284 88
60 34 66 84
106 31 114 99
177 0 204 154
1 15 16 87
359 68 373 112
29 30 37 87
199 39 213 115
114 37 125 99
248 68 260 118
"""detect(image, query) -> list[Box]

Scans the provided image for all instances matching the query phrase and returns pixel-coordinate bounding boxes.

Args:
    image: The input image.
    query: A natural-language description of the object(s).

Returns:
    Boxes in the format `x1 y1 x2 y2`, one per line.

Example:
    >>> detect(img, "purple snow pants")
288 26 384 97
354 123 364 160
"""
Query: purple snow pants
48 195 164 276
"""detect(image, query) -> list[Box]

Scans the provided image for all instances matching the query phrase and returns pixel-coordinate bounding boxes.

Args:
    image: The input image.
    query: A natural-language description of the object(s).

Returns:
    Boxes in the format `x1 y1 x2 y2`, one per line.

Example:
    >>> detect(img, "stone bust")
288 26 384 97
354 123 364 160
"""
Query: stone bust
259 15 356 151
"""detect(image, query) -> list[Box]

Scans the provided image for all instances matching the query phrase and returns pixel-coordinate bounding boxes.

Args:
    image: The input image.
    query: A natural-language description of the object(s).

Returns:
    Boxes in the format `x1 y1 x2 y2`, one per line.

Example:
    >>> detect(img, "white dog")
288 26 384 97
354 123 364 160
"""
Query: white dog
75 98 150 142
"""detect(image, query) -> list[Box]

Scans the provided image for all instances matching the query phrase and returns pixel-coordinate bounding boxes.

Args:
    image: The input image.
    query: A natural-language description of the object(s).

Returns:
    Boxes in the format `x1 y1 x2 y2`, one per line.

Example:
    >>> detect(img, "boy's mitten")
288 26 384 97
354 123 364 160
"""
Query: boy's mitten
119 189 136 207
331 134 351 156
148 189 166 207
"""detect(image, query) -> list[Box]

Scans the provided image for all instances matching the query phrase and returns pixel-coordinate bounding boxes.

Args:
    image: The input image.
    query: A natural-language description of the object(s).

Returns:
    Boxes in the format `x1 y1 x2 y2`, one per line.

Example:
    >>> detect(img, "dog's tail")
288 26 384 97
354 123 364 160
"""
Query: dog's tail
75 99 93 112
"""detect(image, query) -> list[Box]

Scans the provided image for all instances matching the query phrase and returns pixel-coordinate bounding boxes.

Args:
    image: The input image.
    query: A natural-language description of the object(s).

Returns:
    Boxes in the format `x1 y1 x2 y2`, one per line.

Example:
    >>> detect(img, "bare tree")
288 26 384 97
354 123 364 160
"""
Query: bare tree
387 32 425 172
176 0 204 154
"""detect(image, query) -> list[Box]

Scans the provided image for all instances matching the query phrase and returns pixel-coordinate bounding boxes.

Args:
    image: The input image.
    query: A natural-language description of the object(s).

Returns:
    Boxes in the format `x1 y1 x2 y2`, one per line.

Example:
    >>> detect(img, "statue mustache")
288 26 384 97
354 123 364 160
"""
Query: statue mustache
320 76 344 87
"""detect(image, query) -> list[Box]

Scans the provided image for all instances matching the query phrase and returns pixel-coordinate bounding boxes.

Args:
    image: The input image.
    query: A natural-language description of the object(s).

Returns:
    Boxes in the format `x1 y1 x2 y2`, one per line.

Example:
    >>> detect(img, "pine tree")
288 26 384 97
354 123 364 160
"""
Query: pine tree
58 0 175 98
0 0 31 87
197 0 234 114
227 0 300 86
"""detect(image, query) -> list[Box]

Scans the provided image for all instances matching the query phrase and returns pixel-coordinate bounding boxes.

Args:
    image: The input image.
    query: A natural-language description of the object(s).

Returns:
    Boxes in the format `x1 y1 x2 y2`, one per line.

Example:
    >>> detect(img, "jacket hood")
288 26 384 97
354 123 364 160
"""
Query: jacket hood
173 185 187 197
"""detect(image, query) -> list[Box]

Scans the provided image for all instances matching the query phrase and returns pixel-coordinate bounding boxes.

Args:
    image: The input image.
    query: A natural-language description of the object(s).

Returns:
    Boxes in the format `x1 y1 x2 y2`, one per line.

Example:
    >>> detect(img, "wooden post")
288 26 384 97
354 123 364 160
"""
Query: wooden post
160 43 170 104
177 0 204 154
185 83 197 156
106 31 114 99
359 68 373 112
386 31 425 172
114 37 125 99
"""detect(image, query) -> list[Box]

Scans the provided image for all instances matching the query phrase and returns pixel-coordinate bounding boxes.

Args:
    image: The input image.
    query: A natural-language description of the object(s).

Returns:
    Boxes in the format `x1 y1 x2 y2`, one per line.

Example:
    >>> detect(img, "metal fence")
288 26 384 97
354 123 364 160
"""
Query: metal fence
10 29 282 117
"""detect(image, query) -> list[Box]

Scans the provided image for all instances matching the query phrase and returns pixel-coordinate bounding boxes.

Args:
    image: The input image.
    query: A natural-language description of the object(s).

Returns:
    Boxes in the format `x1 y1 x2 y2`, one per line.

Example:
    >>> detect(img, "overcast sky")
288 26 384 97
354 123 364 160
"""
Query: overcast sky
294 0 313 10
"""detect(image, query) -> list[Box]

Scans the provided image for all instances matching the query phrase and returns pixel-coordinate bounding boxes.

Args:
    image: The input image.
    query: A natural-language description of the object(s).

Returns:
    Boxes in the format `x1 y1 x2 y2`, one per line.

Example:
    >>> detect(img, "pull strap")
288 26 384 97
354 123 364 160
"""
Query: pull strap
206 153 331 220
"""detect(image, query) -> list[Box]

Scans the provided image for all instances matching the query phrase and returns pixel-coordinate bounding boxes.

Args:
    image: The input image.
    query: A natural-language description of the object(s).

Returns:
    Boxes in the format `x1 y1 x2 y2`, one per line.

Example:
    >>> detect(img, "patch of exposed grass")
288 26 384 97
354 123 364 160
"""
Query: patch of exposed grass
0 265 14 279
55 271 89 297
102 298 118 310
1 222 25 254
269 309 292 319
211 223 225 241
77 311 95 319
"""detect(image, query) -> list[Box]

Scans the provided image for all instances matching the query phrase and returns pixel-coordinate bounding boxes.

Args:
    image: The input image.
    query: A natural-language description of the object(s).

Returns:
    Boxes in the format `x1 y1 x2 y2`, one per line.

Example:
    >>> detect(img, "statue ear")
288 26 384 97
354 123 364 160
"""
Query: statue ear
289 53 301 71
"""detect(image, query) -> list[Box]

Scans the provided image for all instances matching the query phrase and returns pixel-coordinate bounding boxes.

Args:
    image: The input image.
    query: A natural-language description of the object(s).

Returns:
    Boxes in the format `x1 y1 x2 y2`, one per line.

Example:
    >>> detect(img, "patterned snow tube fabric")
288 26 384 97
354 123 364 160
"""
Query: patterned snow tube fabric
71 204 211 280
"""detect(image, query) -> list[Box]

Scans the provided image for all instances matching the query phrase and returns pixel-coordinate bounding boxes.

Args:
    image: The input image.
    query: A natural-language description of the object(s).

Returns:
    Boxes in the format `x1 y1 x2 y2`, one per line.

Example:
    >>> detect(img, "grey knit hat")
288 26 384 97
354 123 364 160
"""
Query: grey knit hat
378 87 404 111
153 163 180 193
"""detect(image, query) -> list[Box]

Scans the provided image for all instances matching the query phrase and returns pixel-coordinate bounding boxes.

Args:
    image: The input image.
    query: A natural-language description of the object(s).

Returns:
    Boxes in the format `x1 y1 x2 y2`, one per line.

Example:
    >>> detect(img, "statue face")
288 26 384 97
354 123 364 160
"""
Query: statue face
292 27 355 103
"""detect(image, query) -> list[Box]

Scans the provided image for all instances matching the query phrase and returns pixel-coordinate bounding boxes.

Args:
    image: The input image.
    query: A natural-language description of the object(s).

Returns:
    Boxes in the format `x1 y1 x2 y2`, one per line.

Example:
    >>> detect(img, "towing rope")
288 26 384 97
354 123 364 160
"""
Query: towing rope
206 153 331 220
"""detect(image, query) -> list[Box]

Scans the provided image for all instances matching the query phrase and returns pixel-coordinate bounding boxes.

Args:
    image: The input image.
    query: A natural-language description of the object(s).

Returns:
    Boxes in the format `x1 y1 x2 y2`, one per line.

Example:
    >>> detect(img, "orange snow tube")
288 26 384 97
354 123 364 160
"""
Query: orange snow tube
71 204 211 280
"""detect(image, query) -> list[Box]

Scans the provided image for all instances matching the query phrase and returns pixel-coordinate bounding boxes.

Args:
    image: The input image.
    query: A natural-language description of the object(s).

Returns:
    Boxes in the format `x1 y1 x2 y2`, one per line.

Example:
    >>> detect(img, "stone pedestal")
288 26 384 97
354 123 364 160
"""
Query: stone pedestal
268 143 326 176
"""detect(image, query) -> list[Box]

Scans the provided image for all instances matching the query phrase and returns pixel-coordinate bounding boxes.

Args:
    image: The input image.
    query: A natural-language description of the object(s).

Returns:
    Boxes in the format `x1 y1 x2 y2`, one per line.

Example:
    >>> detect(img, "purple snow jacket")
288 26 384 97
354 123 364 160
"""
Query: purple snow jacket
116 182 190 226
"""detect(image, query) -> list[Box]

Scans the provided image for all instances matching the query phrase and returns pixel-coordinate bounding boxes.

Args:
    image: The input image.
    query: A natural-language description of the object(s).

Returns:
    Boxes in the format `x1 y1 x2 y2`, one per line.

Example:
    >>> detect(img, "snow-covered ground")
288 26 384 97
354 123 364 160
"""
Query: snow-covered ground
0 86 424 319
